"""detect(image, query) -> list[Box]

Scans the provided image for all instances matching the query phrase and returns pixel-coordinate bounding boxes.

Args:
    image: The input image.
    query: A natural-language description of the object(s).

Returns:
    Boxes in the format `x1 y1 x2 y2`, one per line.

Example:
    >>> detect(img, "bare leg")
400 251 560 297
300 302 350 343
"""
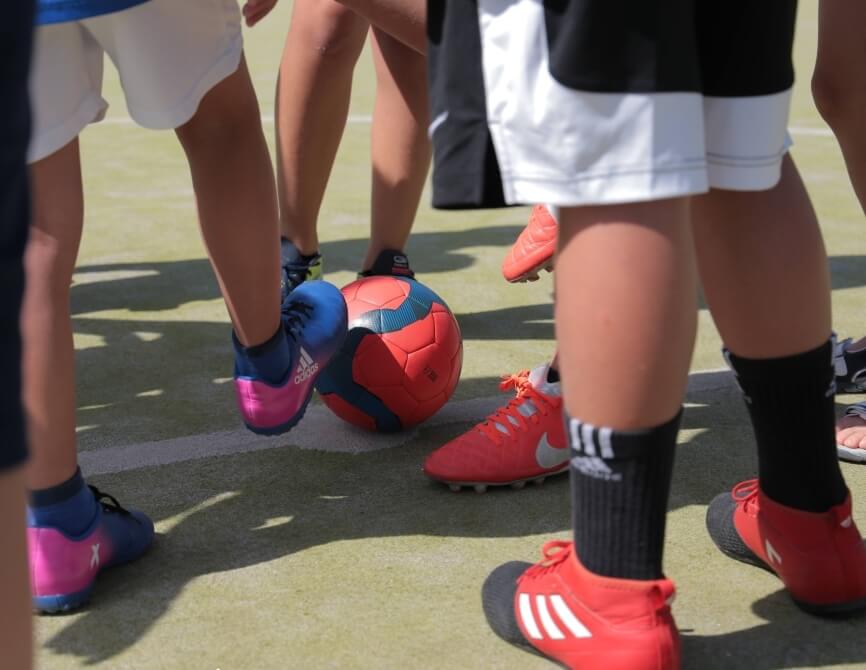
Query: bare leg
0 468 32 670
812 1 866 449
175 57 280 347
692 156 831 355
275 0 368 256
556 199 695 428
364 27 430 270
812 0 866 211
335 0 424 54
23 140 83 490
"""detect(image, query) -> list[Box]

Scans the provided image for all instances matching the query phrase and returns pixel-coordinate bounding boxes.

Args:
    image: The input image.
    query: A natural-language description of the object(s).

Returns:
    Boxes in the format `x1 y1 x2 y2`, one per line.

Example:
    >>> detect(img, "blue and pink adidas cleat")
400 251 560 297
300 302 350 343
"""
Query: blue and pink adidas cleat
28 486 154 613
234 280 348 435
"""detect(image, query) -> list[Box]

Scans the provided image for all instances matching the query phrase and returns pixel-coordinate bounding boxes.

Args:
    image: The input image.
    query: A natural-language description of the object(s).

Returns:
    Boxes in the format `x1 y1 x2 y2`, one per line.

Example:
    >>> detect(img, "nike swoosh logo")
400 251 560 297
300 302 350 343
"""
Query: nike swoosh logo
535 433 569 469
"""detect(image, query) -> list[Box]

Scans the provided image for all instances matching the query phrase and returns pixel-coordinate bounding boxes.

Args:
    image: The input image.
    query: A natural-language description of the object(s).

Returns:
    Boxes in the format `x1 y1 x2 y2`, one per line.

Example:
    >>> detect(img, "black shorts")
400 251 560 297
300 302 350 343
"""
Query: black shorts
428 0 797 209
0 0 35 471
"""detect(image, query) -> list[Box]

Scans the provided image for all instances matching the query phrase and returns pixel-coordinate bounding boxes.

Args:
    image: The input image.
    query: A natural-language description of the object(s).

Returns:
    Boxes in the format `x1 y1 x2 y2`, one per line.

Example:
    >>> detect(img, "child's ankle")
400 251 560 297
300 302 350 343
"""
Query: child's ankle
233 326 291 385
28 467 97 537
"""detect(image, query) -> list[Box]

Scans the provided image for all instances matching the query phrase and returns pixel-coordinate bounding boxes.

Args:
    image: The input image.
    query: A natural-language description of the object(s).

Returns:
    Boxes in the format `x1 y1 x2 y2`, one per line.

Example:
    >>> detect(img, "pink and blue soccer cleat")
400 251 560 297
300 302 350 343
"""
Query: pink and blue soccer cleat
28 486 154 613
234 280 348 435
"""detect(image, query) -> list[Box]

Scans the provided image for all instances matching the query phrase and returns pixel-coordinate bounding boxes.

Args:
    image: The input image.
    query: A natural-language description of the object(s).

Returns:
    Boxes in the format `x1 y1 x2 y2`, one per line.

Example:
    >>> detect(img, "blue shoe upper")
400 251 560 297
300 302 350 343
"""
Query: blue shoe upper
282 280 348 369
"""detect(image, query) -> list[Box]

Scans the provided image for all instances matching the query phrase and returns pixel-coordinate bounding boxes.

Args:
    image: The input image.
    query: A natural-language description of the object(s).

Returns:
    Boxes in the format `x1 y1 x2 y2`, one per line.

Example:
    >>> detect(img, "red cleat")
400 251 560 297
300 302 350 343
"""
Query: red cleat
423 365 568 492
483 541 680 670
706 479 866 615
502 205 558 283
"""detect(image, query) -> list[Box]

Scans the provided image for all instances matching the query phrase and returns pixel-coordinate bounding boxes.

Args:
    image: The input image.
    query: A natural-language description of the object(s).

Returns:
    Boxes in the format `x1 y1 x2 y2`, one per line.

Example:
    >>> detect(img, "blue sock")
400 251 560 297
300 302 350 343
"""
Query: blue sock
28 468 98 537
233 326 291 385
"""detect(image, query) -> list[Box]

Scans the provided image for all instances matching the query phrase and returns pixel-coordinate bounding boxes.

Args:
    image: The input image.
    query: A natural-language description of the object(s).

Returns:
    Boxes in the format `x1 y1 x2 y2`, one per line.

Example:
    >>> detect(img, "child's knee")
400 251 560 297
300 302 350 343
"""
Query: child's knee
294 3 368 59
812 66 861 130
176 81 261 152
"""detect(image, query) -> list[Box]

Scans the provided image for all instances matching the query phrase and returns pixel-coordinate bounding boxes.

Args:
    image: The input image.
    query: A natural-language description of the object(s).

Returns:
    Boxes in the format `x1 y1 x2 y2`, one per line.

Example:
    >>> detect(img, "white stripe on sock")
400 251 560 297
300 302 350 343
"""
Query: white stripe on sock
581 424 596 457
598 427 614 459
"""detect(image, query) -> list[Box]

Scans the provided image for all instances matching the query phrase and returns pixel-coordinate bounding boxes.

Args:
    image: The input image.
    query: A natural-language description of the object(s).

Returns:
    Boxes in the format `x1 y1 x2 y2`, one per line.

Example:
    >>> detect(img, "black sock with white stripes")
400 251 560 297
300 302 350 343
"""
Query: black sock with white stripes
725 339 847 513
568 410 681 581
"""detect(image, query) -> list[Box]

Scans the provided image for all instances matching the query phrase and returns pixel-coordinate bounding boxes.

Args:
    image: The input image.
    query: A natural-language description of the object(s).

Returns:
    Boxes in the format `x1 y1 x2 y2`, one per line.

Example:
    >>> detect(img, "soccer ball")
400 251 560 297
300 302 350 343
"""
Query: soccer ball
315 276 463 432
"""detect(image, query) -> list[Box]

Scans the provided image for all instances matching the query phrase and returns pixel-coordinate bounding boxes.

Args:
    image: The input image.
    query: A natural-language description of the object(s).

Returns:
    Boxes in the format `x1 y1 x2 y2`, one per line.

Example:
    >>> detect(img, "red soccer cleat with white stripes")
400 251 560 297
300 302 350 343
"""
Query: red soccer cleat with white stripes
706 479 866 615
482 541 680 670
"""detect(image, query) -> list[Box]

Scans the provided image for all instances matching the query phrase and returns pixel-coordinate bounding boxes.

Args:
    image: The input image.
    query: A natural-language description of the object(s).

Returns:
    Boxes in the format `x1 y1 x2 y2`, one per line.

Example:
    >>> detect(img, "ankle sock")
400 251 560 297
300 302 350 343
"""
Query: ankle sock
568 410 680 580
725 338 847 513
233 326 291 385
28 468 97 537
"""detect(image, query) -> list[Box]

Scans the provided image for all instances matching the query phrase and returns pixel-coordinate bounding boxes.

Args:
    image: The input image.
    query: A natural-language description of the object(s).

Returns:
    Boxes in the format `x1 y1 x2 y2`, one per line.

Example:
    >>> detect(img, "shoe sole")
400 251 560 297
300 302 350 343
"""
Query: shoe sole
33 585 93 615
838 444 866 463
506 260 554 284
431 464 569 493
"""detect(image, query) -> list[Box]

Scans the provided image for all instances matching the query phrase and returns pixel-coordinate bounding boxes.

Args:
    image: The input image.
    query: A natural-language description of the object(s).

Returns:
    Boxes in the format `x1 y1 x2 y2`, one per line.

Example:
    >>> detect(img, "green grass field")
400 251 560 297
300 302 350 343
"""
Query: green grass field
34 3 866 668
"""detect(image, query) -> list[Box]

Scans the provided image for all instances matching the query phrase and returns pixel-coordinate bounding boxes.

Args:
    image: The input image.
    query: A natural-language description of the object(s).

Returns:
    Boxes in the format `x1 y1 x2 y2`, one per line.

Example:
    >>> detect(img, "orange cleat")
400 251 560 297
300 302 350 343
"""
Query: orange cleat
502 205 558 283
483 541 680 670
423 365 568 492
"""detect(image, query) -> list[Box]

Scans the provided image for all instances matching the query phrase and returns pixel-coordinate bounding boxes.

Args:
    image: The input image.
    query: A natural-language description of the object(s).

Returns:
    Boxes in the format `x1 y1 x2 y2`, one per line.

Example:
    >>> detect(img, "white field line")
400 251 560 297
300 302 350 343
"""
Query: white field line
96 115 834 139
79 368 733 476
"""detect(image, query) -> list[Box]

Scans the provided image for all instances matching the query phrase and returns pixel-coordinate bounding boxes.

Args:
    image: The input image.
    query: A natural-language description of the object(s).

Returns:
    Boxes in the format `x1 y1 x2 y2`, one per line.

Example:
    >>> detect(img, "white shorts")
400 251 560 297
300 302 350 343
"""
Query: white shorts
28 0 243 163
428 0 797 209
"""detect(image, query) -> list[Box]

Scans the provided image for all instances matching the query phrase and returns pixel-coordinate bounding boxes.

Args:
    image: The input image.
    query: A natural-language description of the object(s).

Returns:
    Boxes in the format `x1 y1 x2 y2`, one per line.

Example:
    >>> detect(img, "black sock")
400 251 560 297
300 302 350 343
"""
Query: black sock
568 410 680 580
725 339 847 513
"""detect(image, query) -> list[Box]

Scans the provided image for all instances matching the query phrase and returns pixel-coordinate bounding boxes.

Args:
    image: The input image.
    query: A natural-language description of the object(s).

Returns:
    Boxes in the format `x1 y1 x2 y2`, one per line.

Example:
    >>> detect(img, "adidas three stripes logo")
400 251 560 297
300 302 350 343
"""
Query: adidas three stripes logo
518 593 592 640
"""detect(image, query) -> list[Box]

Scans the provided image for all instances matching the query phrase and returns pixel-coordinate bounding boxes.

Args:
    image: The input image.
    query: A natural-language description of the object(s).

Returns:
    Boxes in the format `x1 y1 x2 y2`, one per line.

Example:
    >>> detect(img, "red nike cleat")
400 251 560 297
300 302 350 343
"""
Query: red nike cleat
423 365 568 492
706 479 866 615
502 205 558 283
483 541 680 670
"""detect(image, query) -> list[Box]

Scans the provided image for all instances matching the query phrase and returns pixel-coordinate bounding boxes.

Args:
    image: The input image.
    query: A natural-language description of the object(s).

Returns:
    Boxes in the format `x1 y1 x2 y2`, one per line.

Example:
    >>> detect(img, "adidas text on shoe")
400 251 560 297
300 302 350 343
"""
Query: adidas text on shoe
235 281 348 435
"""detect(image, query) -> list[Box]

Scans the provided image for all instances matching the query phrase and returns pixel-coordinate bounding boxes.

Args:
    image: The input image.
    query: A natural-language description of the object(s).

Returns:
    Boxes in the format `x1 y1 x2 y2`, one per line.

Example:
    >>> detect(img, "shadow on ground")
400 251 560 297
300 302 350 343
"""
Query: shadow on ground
45 381 866 667
70 225 526 316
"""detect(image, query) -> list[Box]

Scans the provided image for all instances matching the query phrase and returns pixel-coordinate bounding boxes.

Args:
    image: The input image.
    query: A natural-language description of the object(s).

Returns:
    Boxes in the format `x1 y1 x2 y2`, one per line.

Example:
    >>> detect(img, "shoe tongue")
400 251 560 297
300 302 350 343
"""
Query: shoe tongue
528 364 561 397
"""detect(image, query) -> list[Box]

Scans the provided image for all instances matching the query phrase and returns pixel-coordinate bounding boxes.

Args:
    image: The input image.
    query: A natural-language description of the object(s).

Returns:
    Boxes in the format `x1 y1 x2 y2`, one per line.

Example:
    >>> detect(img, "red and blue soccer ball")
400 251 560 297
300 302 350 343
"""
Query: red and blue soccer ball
315 276 463 432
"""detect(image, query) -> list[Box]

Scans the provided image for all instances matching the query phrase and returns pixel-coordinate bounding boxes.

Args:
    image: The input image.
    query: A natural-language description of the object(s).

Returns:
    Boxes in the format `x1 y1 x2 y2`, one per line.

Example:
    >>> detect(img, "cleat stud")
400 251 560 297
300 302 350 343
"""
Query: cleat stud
533 477 546 486
448 484 462 493
473 484 488 494
510 481 526 490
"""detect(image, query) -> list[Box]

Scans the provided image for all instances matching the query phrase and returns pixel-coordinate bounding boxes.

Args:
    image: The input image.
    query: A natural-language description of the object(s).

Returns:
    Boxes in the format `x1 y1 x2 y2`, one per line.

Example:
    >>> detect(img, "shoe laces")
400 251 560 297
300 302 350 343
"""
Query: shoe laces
523 540 573 580
281 298 313 342
476 371 555 444
281 261 314 297
731 479 760 514
88 485 131 517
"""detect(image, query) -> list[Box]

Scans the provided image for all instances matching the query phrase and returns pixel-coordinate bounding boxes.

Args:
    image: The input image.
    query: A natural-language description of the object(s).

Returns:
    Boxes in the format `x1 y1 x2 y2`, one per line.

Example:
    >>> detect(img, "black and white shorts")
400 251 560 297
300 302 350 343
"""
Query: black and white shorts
428 0 797 209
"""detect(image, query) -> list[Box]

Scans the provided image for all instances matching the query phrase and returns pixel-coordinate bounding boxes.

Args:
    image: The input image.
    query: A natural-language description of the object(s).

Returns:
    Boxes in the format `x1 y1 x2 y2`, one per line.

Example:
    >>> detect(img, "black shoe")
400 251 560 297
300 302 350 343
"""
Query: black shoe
358 249 414 279
281 238 323 300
